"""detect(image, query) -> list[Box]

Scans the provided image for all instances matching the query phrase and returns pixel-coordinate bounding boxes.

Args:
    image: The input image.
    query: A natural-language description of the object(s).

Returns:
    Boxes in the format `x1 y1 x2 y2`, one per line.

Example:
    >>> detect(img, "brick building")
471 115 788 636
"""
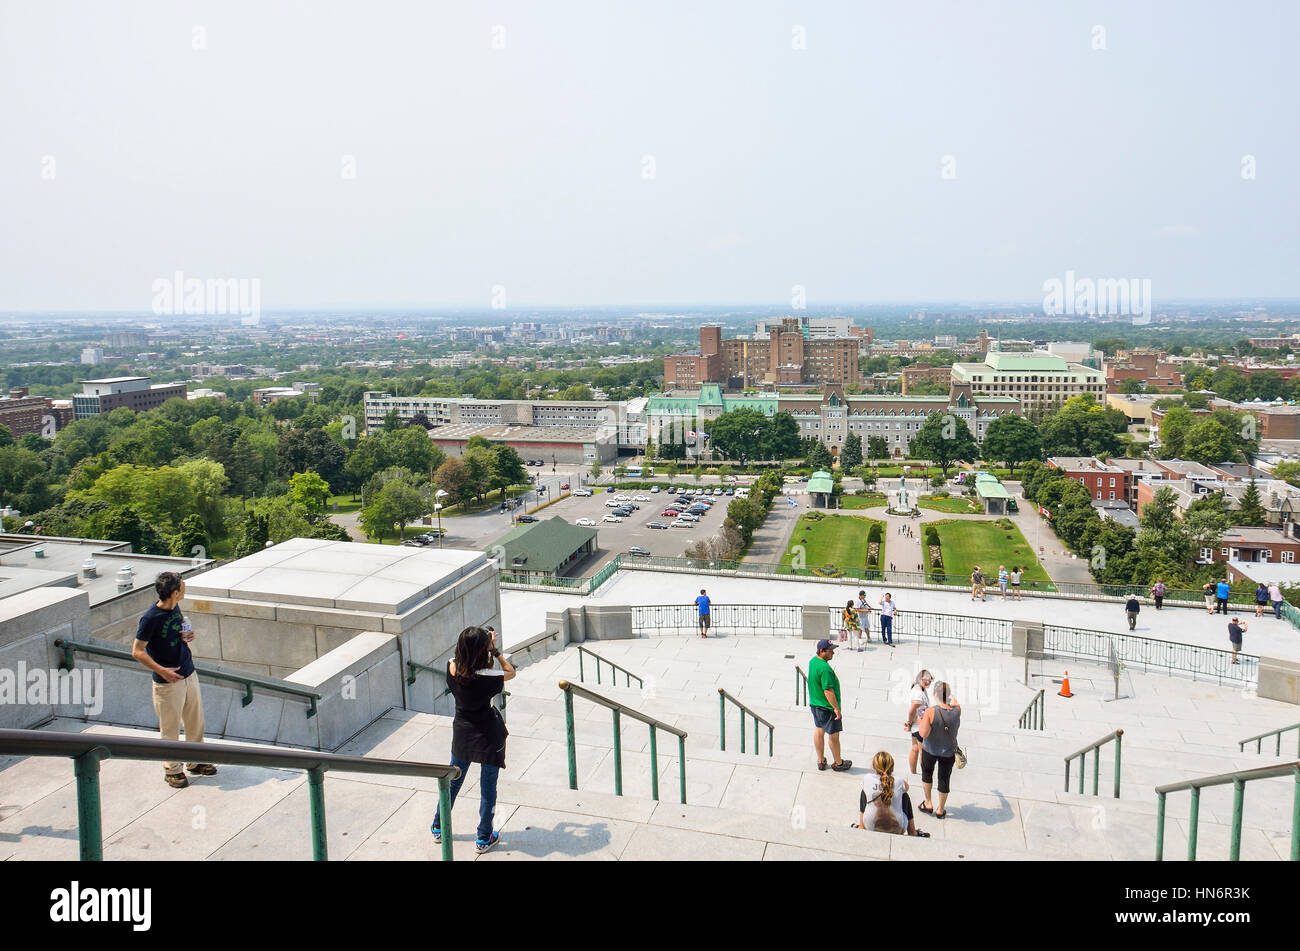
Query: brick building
72 377 188 419
663 321 863 391
1104 349 1183 392
900 364 952 394
1046 457 1132 504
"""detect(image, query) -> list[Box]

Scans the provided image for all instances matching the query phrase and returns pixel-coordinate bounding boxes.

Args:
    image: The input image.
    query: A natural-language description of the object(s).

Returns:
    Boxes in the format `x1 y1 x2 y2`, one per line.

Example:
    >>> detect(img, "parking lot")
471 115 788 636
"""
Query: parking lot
491 485 736 575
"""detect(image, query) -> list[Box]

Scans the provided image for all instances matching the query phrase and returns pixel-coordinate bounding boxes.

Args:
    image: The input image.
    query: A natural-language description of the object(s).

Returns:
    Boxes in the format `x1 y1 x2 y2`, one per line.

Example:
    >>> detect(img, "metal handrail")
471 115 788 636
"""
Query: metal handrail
577 645 643 688
1239 723 1300 758
718 688 773 756
507 628 561 654
558 679 686 803
795 666 808 706
54 638 321 719
1064 729 1124 798
1018 689 1045 730
0 728 459 862
1154 761 1300 861
406 658 442 686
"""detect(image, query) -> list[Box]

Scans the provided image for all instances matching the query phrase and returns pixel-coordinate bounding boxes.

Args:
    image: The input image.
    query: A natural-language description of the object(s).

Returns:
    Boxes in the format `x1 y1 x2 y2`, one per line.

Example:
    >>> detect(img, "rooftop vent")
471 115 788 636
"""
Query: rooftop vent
82 557 98 578
115 566 135 590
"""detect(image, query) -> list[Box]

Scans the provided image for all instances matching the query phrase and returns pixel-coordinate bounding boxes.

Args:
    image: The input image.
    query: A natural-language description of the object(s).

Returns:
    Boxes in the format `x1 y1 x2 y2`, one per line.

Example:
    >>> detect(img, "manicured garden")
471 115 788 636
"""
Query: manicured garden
838 493 888 510
924 518 1053 588
916 495 980 514
780 512 886 573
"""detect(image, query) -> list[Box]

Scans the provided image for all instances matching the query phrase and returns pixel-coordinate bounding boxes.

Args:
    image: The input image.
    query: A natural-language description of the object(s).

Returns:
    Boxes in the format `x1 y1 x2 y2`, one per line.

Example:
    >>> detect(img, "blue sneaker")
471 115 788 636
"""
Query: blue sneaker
475 831 499 854
430 823 440 844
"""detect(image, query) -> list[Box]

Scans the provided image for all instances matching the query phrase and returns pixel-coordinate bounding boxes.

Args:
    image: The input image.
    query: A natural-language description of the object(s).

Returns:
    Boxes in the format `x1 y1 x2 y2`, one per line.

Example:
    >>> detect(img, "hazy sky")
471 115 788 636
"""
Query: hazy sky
1 0 1295 312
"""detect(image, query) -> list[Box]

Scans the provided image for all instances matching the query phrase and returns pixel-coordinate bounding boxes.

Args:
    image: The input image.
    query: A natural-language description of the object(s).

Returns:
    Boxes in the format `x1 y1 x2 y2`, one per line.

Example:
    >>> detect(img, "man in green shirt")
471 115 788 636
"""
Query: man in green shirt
808 639 852 772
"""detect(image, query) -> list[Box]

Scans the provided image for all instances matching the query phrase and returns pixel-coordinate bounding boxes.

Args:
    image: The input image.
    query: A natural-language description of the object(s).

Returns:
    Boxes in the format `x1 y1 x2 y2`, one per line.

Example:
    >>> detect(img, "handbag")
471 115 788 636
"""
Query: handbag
937 706 967 769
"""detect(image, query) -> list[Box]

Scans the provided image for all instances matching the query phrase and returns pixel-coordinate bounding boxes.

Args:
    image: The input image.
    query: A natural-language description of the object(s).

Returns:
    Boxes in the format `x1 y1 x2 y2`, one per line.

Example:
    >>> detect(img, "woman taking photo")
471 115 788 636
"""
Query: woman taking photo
917 681 961 820
431 625 515 854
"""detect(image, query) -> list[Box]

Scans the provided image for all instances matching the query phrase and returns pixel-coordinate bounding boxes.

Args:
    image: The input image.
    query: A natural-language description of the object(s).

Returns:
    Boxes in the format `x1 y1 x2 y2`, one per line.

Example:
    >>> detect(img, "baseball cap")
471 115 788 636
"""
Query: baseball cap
816 638 838 652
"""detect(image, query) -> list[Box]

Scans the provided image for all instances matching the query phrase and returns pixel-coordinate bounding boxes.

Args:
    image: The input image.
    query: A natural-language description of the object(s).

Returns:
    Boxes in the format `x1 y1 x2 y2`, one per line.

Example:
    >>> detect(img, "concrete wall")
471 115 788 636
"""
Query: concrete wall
0 588 91 730
1257 656 1300 705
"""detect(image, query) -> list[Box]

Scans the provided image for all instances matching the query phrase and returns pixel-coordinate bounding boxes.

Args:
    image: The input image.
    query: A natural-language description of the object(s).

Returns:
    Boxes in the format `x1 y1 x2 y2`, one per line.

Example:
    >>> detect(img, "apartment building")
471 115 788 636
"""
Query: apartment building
72 377 188 419
900 364 952 394
1104 349 1183 392
664 320 863 391
1046 457 1131 503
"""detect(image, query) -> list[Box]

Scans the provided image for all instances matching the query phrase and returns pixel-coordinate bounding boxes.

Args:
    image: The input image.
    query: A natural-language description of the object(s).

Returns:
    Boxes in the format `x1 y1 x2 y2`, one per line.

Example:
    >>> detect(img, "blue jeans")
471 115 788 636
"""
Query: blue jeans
1274 600 1284 619
880 616 893 644
431 755 499 841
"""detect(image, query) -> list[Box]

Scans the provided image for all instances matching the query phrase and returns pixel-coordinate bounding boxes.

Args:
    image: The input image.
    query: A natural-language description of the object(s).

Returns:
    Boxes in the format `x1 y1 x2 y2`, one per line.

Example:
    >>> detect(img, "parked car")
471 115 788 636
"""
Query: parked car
725 487 735 495
613 495 631 502
516 514 538 523
575 517 597 526
671 518 694 528
646 521 669 530
560 482 570 490
573 489 593 497
605 500 625 507
678 513 699 522
633 495 651 502
713 487 724 495
602 515 623 523
420 529 446 540
650 485 661 493
662 508 680 517
401 538 426 547
627 546 651 556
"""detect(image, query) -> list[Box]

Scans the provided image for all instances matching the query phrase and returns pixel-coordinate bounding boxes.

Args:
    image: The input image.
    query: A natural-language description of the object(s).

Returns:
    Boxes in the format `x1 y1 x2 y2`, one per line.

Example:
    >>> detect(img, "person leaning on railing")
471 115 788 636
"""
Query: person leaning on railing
431 625 516 854
131 571 216 789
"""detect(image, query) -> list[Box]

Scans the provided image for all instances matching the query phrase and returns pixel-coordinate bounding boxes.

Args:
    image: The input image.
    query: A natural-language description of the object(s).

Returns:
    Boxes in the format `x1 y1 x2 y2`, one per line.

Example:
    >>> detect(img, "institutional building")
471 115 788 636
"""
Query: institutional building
949 351 1105 414
647 382 1020 460
1104 349 1182 392
0 388 72 438
663 320 863 391
72 377 188 420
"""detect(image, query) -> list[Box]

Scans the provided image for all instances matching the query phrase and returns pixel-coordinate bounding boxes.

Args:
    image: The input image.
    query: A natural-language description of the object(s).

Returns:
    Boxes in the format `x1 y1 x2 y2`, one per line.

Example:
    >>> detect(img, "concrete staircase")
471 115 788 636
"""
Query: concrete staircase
1 634 1296 861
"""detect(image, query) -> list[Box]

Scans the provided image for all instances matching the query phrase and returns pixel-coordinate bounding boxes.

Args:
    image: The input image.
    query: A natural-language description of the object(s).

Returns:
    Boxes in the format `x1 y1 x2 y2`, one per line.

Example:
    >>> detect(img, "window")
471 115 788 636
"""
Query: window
1262 550 1272 562
1221 547 1229 556
1284 551 1295 564
1109 491 1115 500
1109 478 1116 487
1200 548 1214 561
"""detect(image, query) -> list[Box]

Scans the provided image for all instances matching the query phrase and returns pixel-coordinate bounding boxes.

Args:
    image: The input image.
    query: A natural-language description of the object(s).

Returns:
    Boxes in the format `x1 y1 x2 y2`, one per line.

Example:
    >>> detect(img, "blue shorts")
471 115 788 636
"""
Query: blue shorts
811 705 842 734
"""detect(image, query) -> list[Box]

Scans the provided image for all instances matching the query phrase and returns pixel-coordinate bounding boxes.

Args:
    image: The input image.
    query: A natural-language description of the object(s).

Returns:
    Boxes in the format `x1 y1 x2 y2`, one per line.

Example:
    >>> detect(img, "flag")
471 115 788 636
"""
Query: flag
687 430 697 438
787 497 798 507
698 431 709 439
1039 505 1052 520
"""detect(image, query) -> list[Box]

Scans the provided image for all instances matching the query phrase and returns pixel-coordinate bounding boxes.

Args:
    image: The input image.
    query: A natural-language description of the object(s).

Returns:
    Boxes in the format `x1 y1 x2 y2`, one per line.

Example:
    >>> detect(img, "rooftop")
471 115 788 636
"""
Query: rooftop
496 517 597 574
425 423 612 444
0 534 211 605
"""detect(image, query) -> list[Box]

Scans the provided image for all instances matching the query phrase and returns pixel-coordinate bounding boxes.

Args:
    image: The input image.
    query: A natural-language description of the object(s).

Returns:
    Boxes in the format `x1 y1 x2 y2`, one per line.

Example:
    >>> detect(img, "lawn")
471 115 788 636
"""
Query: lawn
926 519 1053 589
917 495 980 514
780 513 886 571
839 494 888 510
326 493 362 514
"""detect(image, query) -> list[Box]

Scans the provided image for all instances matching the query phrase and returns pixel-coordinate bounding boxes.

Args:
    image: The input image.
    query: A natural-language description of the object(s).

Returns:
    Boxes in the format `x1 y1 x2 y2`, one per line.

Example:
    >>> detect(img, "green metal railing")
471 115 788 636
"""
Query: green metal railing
0 728 460 862
54 638 321 719
577 645 644 689
1239 723 1300 758
1064 729 1124 798
718 688 774 756
1018 689 1045 730
795 666 808 706
406 659 441 686
1155 761 1300 861
558 679 686 803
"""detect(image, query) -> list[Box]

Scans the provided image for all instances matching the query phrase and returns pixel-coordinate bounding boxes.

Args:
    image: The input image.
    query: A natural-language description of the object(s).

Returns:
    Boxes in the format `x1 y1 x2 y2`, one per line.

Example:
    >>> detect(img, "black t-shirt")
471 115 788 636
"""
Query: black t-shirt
1228 623 1244 642
1125 598 1140 612
135 604 195 685
446 664 508 766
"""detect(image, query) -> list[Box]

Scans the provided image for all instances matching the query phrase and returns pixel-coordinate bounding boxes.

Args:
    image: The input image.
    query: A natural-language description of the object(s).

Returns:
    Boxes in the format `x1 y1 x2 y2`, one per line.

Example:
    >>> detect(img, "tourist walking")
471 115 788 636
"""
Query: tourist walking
1124 594 1140 631
917 681 961 820
1009 566 1022 600
1203 582 1216 615
431 626 515 853
904 669 933 775
857 589 874 643
132 571 214 788
808 639 852 771
695 588 711 638
1215 579 1231 614
1227 617 1246 665
1255 583 1269 618
1150 578 1166 610
997 565 1009 600
841 599 862 650
1269 582 1285 619
970 566 985 602
878 593 897 645
858 751 928 837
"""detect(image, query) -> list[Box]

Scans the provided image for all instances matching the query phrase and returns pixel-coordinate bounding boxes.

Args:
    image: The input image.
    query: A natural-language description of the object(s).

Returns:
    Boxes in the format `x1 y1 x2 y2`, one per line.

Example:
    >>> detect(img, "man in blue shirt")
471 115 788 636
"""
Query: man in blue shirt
695 589 711 638
1215 579 1231 615
132 571 215 788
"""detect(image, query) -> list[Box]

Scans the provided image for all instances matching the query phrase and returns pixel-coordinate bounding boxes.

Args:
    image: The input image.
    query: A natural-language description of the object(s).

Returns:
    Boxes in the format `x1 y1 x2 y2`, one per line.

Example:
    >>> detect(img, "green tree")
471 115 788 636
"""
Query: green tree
1235 479 1266 527
590 460 603 481
289 470 332 517
866 436 890 461
170 513 210 559
840 433 863 471
1157 405 1196 459
560 383 594 401
435 457 473 508
1182 418 1239 465
490 445 527 498
979 415 1042 476
378 479 427 539
233 512 270 558
709 408 770 464
909 412 979 478
764 413 803 460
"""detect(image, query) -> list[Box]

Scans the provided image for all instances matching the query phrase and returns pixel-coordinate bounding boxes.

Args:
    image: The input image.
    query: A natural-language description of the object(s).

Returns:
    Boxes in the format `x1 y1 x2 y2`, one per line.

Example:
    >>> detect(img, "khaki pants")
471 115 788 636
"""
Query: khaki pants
151 672 205 774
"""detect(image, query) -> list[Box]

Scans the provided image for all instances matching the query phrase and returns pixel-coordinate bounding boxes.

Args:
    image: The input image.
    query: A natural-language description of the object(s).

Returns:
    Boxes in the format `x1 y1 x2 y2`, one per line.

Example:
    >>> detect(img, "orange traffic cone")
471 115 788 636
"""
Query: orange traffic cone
1058 671 1073 698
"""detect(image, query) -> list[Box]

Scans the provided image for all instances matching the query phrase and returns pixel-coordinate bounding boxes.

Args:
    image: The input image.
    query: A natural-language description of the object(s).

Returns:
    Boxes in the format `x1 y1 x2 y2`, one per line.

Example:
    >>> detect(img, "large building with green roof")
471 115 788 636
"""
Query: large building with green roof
647 382 1021 461
495 516 597 581
950 351 1105 414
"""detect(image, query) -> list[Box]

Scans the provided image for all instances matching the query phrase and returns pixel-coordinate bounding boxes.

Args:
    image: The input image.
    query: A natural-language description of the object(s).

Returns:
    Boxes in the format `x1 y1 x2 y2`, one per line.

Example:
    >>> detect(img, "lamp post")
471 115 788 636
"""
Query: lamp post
434 488 448 547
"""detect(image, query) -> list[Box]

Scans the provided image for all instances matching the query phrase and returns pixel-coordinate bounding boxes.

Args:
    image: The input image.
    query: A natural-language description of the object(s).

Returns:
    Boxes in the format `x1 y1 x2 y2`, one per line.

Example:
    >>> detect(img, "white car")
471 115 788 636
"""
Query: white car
678 512 698 522
633 495 651 502
671 518 694 527
605 499 624 507
614 495 631 502
713 487 724 495
573 489 593 497
575 517 596 526
650 486 661 493
602 515 623 523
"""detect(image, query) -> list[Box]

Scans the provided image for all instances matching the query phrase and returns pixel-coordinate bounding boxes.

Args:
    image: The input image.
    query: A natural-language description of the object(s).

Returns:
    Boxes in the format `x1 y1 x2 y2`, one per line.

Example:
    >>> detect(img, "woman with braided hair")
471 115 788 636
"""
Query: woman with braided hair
857 750 928 837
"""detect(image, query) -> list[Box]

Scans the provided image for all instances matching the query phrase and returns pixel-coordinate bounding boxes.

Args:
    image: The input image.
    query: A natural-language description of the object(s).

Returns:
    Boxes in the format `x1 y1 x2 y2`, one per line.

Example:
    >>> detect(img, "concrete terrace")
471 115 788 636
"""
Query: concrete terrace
500 570 1300 663
3 633 1296 861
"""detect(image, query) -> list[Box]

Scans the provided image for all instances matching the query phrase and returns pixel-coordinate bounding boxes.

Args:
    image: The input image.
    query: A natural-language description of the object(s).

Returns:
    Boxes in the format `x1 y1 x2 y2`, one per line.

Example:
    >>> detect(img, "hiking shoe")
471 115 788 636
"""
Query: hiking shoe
831 760 854 772
430 824 441 844
817 760 828 771
475 831 499 854
187 764 218 776
165 772 189 789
